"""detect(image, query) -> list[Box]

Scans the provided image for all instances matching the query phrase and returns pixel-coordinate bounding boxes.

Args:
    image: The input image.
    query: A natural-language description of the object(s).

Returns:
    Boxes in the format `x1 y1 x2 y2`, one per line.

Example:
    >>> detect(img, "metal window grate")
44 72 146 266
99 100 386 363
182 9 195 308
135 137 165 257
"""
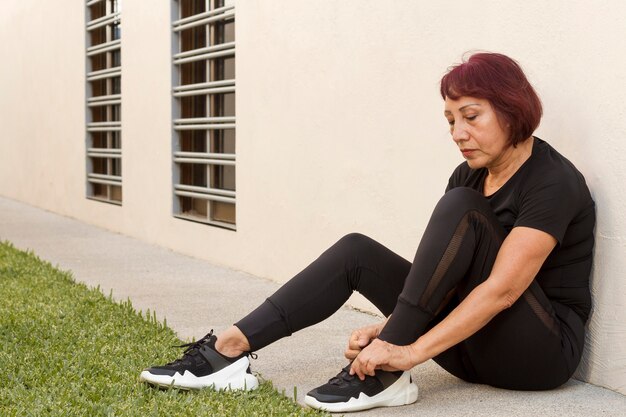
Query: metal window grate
86 0 122 204
173 0 236 230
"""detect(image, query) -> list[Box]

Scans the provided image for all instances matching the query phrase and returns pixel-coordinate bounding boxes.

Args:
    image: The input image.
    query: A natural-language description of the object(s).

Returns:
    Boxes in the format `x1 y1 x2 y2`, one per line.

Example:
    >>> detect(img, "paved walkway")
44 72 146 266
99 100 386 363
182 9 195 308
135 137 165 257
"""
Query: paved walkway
1 195 624 416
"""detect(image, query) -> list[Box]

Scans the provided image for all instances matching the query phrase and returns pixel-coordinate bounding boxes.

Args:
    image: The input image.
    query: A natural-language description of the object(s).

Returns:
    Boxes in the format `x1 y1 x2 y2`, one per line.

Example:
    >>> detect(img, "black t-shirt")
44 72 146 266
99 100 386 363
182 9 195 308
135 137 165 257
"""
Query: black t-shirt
446 137 595 322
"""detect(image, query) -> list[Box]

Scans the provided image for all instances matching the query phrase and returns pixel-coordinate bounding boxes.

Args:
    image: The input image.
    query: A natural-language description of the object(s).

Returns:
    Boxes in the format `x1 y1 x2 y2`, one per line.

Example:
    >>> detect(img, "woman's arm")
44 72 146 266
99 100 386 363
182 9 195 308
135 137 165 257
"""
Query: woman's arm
350 226 557 379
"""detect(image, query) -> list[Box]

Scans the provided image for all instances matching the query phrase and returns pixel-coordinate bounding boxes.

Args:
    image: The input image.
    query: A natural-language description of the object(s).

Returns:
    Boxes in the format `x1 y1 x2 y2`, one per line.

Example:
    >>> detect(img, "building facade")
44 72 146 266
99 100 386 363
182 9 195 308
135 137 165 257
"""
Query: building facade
1 0 625 394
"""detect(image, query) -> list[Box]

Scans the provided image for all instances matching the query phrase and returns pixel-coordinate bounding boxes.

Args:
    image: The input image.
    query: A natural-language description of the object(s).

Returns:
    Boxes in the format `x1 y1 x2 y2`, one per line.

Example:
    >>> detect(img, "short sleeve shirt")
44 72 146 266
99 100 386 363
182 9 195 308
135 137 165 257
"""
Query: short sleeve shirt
446 137 595 322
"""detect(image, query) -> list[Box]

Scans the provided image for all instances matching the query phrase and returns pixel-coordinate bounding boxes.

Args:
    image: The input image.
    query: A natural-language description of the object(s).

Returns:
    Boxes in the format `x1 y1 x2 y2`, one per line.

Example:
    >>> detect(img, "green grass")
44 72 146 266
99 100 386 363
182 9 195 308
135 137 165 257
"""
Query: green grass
0 241 328 417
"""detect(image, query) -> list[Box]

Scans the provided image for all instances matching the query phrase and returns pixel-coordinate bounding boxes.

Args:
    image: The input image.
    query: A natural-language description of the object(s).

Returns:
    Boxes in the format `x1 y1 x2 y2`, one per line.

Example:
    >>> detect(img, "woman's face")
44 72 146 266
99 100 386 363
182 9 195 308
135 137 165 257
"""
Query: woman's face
444 96 511 170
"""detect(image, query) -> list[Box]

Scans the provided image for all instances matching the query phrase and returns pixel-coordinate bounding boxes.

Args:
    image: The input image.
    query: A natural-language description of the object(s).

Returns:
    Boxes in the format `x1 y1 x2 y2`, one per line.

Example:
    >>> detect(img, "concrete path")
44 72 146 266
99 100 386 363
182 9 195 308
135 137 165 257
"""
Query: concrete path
1 195 624 416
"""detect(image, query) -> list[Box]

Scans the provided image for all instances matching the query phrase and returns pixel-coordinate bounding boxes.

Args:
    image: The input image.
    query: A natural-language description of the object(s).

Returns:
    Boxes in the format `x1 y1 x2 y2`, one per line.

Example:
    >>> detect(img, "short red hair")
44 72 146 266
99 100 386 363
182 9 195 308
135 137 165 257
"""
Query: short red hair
440 52 542 147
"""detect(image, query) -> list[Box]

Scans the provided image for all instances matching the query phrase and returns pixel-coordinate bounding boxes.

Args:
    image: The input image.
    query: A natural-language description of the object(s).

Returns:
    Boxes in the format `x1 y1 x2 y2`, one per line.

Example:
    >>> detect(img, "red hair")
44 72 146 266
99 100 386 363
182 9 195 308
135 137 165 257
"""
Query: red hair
440 52 542 147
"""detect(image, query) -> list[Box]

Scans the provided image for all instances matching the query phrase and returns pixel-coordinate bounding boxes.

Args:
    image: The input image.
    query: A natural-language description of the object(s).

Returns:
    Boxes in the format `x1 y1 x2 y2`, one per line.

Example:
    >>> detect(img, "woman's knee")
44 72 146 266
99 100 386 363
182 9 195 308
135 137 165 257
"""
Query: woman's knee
334 232 378 255
442 187 486 206
434 187 491 219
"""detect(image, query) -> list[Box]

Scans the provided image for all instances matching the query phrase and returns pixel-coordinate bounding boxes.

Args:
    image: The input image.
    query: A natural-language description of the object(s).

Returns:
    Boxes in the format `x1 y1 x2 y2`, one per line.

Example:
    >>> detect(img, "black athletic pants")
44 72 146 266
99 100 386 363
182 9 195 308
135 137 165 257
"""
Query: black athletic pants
236 187 585 390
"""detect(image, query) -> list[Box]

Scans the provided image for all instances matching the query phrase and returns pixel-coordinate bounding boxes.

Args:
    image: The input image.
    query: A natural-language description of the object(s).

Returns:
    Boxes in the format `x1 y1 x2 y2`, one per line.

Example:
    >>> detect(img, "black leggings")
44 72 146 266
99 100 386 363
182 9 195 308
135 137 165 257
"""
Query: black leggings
236 188 585 390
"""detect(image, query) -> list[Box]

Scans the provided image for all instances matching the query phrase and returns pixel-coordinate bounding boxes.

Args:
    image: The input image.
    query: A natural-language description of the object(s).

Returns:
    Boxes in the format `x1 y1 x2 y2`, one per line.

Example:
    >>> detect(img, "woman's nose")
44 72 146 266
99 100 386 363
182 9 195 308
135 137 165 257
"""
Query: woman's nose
452 122 468 142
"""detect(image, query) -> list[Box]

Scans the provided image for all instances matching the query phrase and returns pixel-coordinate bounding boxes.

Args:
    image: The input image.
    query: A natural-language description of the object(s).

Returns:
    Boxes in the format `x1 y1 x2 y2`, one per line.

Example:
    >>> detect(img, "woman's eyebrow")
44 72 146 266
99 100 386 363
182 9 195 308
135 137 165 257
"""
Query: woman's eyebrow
444 103 481 114
459 103 481 111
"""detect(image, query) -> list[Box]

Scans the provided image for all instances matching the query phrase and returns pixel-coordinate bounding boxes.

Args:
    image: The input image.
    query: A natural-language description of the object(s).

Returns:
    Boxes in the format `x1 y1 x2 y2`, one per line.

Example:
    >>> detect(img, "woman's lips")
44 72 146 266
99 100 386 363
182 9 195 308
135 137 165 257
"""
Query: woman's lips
461 149 476 157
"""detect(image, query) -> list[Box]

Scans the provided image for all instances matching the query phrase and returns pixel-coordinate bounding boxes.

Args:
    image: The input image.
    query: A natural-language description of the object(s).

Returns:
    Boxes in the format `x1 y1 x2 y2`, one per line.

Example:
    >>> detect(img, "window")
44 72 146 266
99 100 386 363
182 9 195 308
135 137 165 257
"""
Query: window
172 0 236 229
86 0 122 204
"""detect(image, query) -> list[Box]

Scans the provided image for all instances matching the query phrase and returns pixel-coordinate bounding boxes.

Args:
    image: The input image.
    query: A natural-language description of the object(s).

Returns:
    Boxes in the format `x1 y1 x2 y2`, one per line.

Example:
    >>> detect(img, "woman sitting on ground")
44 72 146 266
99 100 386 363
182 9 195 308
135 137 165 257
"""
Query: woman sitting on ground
140 52 595 413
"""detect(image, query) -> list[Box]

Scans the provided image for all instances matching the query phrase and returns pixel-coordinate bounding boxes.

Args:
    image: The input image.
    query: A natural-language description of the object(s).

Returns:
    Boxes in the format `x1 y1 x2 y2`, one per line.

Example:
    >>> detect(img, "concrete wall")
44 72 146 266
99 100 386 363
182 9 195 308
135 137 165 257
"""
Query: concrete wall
0 0 624 394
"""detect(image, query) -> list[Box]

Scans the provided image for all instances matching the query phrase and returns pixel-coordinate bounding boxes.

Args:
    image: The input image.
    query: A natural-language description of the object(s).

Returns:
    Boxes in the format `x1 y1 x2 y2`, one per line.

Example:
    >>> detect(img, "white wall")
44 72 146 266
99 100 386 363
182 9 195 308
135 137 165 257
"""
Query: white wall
0 0 624 394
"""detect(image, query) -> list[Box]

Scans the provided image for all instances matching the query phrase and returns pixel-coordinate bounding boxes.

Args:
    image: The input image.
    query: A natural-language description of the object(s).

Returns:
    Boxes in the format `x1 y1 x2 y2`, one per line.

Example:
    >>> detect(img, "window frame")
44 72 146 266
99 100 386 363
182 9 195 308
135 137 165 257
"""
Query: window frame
85 0 123 205
172 0 237 230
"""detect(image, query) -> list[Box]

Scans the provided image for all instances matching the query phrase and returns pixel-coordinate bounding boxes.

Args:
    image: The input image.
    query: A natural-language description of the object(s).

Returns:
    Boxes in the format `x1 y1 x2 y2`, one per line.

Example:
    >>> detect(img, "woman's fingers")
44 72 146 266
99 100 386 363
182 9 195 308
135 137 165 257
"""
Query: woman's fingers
350 356 368 380
350 342 383 380
344 348 360 360
346 328 375 359
346 334 361 360
348 332 362 350
357 333 372 347
346 324 398 378
348 330 370 349
349 339 416 380
356 358 376 378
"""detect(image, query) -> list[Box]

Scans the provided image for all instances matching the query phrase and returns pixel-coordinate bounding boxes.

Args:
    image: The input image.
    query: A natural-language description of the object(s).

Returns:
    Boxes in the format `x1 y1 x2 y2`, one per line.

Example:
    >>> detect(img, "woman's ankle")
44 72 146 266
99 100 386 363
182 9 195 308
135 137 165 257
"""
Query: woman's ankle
215 326 251 358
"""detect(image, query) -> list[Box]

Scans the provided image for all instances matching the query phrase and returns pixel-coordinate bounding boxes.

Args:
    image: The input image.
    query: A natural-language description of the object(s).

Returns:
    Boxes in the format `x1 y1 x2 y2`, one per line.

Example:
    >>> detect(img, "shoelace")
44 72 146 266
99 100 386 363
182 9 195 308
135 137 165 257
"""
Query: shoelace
169 329 259 363
163 330 215 366
329 364 356 385
174 330 215 355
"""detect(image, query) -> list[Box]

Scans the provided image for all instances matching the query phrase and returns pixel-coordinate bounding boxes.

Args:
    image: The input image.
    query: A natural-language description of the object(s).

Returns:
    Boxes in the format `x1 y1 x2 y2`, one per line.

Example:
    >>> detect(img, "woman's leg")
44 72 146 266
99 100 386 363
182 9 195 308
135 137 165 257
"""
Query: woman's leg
374 187 583 389
378 186 507 344
225 186 583 390
432 283 585 390
304 187 507 411
234 232 411 351
141 232 412 391
229 186 498 356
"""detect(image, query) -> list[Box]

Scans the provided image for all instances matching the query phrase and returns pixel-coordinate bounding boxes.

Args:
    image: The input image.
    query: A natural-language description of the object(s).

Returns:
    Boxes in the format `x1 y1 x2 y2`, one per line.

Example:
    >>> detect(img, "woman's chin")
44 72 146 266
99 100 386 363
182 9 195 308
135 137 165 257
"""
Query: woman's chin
465 159 485 169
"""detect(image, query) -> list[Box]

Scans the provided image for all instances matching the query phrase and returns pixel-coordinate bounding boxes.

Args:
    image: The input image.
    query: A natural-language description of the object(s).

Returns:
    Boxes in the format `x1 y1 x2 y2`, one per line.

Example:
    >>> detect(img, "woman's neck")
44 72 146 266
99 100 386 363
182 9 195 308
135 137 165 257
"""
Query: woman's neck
484 137 534 193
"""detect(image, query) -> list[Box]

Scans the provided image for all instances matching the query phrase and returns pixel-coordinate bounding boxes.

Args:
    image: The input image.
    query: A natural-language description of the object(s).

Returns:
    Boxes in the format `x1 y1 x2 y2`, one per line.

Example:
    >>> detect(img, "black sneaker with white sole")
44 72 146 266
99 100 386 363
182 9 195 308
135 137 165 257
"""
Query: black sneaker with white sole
139 330 258 391
304 364 418 412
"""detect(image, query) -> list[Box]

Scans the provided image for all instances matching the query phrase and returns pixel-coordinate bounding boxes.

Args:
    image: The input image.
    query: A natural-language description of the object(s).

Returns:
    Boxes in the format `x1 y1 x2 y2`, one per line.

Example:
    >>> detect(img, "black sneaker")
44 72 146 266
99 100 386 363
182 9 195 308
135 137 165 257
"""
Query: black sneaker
139 330 258 391
304 364 418 412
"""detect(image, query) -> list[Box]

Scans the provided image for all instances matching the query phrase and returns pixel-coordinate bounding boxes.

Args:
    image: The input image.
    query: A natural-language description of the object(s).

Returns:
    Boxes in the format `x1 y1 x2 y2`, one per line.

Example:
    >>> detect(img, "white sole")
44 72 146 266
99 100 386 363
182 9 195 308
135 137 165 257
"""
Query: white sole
304 371 418 412
139 356 259 391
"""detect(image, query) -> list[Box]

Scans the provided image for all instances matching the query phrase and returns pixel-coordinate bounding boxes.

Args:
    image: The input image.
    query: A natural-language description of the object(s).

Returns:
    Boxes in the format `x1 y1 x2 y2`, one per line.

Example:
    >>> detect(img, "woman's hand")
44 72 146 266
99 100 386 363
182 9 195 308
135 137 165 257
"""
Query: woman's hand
344 322 385 360
349 339 417 380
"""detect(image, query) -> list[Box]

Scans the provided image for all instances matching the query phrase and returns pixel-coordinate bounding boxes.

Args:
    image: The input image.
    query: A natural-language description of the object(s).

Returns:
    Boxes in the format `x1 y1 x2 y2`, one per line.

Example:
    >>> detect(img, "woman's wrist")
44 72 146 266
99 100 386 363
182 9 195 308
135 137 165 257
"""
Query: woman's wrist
376 315 391 334
408 338 428 367
374 317 387 336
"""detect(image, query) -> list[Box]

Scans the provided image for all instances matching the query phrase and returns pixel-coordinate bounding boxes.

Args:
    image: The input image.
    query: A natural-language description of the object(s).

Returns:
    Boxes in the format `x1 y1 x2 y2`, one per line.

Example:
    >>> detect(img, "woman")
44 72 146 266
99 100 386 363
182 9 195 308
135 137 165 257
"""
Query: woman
140 52 595 413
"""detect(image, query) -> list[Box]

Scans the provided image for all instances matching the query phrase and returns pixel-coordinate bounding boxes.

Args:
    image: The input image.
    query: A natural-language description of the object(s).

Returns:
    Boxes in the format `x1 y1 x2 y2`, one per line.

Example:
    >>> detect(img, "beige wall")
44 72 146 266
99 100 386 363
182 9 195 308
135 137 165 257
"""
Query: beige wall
1 0 624 394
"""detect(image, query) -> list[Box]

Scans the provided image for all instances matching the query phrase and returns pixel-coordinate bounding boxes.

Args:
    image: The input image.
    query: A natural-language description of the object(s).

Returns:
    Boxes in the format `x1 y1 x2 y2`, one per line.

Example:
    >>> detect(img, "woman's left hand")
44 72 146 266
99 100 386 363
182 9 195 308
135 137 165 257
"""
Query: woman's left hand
349 338 416 380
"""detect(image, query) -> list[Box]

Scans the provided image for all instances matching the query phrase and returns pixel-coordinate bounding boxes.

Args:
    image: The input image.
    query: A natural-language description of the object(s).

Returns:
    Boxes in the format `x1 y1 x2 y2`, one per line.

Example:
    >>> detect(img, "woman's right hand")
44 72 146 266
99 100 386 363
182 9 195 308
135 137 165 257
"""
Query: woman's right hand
344 321 385 360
